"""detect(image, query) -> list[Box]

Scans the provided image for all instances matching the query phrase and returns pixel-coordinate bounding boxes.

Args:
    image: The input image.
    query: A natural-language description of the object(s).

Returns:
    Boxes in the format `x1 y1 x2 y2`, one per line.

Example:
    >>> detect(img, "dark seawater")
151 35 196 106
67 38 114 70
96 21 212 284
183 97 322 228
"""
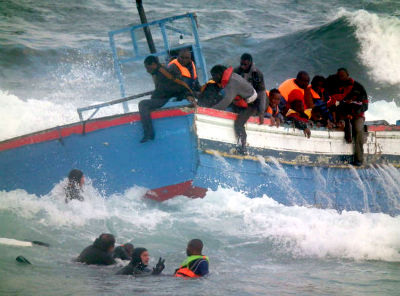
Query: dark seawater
1 1 400 295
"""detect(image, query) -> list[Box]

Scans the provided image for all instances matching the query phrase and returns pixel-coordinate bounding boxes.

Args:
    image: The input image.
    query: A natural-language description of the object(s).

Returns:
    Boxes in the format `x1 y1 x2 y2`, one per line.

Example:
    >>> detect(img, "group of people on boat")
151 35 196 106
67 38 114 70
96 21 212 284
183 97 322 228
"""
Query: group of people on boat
76 233 209 278
140 48 368 166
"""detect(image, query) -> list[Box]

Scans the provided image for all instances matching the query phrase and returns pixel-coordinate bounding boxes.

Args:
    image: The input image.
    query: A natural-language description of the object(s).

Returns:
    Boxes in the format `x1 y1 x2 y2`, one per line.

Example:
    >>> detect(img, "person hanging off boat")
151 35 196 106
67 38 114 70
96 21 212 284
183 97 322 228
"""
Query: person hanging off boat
168 48 201 95
232 53 267 153
139 55 197 143
209 64 259 155
175 239 209 278
325 68 368 166
65 169 84 203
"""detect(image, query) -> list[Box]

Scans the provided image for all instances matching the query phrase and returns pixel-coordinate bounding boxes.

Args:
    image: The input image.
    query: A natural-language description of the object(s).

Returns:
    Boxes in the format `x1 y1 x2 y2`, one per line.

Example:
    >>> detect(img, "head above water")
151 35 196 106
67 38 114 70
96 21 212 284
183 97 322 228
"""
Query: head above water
177 48 192 67
95 233 115 253
144 55 160 74
130 247 149 266
68 169 84 187
210 65 227 83
186 239 203 256
123 243 134 257
295 71 310 89
239 53 253 72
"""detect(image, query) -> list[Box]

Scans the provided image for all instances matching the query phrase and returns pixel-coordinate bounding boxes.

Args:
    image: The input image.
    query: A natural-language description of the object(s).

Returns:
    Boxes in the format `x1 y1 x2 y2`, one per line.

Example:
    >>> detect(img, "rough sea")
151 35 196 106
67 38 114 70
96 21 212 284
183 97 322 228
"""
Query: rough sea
1 0 400 295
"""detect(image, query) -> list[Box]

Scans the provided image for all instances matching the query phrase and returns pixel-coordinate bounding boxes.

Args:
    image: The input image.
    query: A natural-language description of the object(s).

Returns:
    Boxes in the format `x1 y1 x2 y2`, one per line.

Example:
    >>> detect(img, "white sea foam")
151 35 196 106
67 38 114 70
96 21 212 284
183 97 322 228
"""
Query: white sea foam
1 186 400 262
339 9 400 85
366 100 400 124
0 89 143 141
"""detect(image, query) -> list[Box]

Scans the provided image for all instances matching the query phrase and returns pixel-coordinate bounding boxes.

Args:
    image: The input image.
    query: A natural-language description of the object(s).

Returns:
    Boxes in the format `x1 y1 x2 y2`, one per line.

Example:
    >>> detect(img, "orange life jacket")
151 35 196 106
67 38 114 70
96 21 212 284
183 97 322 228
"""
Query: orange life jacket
175 267 200 278
278 78 304 102
168 59 197 79
266 105 279 117
174 255 208 278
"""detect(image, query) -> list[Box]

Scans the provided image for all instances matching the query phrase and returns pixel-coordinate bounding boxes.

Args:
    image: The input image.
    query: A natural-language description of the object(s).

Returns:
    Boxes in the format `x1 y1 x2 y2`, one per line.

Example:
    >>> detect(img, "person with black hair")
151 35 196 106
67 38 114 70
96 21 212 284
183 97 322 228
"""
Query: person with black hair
113 243 134 261
175 239 209 278
234 53 267 123
116 247 165 276
265 89 284 127
168 48 201 92
325 68 368 166
139 55 197 143
65 169 84 203
76 233 116 265
209 64 258 154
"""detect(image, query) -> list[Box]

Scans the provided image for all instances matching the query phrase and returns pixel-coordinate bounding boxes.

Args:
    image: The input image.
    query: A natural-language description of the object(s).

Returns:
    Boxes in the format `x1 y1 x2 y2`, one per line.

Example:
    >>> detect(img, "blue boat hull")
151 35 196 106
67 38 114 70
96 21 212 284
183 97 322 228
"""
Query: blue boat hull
1 107 400 215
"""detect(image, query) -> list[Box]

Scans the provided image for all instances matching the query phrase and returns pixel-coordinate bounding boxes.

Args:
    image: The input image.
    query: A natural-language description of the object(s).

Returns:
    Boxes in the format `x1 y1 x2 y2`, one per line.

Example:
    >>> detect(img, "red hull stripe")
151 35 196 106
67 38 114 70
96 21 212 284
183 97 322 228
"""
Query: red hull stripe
0 109 192 152
144 180 207 202
1 106 398 152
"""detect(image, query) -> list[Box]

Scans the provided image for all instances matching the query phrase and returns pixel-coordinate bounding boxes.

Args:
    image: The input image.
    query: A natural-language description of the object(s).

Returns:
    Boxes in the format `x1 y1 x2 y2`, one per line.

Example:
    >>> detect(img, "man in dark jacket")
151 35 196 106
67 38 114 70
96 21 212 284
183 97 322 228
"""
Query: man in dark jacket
139 55 196 143
326 68 368 166
76 233 116 265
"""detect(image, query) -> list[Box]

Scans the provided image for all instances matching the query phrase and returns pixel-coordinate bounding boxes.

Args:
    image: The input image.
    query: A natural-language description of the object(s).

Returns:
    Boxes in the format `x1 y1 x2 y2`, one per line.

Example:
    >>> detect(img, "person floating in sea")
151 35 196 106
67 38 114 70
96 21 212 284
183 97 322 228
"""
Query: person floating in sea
209 64 258 154
175 239 209 278
139 55 197 143
76 233 116 265
168 48 201 94
113 243 134 261
116 247 165 276
65 169 84 203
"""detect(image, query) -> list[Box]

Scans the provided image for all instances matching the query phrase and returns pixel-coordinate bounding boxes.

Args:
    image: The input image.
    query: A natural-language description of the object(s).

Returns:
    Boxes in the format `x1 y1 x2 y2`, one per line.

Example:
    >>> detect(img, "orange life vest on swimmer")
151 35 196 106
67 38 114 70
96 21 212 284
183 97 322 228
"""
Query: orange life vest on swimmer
168 58 198 79
174 255 209 278
220 67 248 108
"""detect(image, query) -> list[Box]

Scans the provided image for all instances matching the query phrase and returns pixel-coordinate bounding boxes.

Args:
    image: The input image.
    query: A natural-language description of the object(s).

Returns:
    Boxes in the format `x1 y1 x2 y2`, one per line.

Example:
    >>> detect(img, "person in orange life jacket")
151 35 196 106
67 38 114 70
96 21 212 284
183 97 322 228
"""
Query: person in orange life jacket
139 55 196 143
65 169 84 203
175 239 209 278
116 247 165 276
113 243 134 260
309 76 334 129
76 233 116 265
168 48 201 95
234 53 267 124
265 88 284 127
285 95 312 138
209 64 258 155
278 71 311 114
329 68 368 166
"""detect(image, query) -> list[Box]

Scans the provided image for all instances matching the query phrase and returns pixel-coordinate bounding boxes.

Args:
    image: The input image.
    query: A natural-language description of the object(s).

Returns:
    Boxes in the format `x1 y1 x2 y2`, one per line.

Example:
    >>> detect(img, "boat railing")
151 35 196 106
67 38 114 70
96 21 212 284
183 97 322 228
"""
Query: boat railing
108 12 208 112
76 91 153 122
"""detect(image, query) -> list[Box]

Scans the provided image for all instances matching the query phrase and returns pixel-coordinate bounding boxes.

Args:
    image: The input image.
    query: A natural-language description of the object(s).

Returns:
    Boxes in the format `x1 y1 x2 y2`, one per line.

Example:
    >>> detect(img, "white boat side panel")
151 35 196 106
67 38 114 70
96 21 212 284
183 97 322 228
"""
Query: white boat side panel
195 114 400 156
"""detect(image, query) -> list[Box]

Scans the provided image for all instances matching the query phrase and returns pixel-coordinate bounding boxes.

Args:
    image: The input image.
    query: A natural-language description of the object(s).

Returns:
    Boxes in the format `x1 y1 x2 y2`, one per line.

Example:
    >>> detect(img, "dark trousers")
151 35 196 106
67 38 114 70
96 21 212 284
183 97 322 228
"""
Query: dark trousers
344 116 365 164
233 105 258 146
138 97 169 138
